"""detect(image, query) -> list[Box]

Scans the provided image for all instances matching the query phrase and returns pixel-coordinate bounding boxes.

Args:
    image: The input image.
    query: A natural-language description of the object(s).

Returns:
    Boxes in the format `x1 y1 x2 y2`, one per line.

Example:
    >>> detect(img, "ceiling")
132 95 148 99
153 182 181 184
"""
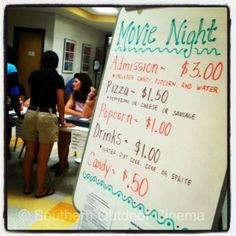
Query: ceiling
16 6 120 35
61 7 120 34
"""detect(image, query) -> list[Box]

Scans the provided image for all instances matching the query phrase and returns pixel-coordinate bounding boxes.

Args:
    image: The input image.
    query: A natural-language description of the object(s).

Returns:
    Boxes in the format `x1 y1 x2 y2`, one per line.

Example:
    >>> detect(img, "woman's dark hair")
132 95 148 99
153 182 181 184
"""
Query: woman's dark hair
72 73 92 103
41 50 59 70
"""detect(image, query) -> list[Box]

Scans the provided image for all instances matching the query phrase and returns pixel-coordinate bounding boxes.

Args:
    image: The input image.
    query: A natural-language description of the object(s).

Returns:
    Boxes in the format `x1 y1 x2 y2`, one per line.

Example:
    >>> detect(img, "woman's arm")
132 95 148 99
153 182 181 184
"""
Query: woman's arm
81 87 96 118
65 95 83 116
23 98 31 108
56 88 65 125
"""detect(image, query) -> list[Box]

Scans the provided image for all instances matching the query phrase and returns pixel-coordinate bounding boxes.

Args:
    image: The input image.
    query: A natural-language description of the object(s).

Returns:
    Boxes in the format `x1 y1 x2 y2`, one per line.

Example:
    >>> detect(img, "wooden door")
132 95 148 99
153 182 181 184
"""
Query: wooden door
14 29 44 97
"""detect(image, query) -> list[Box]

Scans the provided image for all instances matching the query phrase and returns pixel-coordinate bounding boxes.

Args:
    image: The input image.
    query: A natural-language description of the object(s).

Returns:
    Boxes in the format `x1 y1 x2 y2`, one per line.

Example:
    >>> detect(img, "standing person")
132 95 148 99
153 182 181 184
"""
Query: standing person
50 73 96 177
22 50 65 197
6 45 22 159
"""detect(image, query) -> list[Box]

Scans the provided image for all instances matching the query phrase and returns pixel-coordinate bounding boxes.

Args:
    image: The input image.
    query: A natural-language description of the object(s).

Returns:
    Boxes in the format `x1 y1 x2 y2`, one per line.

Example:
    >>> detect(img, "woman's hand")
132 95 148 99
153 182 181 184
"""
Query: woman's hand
87 87 96 101
63 122 75 128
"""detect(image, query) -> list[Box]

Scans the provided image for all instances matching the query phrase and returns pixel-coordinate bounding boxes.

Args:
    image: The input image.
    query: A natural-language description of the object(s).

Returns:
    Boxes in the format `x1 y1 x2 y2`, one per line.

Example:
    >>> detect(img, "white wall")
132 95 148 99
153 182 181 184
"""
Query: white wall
53 14 106 83
7 9 55 51
6 8 107 84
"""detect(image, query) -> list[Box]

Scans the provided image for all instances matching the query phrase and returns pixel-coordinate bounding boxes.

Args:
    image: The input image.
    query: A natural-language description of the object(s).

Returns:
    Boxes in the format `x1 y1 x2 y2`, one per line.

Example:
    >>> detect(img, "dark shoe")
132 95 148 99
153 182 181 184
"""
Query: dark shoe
49 162 60 170
54 167 64 177
35 188 55 198
24 189 33 195
23 185 33 195
50 162 69 171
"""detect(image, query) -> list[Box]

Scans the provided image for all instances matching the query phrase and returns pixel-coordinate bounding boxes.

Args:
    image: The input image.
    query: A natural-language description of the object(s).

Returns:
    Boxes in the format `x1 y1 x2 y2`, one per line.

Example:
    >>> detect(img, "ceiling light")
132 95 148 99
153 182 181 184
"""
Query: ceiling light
92 7 119 15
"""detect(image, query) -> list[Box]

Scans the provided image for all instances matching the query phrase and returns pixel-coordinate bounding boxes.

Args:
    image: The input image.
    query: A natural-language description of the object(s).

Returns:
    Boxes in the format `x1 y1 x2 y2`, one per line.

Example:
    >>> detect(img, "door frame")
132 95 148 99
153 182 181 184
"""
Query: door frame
13 26 45 62
13 27 45 96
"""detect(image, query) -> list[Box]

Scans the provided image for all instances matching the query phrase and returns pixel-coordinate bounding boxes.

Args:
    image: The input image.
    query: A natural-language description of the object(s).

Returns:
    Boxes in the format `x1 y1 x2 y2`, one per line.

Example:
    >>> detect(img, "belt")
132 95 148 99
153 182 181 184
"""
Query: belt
28 105 56 114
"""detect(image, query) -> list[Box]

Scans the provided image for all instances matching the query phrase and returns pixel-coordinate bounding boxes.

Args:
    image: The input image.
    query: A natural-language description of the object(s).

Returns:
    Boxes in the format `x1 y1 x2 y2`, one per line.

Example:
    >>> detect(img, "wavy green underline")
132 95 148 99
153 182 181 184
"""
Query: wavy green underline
114 46 220 58
195 47 221 56
82 171 188 230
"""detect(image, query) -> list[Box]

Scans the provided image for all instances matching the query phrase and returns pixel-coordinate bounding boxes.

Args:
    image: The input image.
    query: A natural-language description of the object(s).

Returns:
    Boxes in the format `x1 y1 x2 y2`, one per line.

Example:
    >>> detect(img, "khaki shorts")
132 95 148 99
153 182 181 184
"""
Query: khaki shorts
22 110 59 144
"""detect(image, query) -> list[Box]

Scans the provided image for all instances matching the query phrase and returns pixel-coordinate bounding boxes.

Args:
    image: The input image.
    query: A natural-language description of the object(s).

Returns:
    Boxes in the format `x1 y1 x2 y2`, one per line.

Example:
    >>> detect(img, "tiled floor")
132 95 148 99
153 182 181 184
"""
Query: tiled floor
5 138 229 232
6 137 83 231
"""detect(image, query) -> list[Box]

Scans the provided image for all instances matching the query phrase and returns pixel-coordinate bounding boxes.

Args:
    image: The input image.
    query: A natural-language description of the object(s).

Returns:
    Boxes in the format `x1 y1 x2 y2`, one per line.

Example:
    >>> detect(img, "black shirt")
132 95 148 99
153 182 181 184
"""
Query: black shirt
28 69 65 109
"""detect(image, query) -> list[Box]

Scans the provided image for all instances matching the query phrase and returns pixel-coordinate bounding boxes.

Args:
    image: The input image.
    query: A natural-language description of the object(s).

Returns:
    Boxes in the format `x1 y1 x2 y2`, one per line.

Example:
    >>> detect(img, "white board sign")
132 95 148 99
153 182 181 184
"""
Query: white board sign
73 7 228 230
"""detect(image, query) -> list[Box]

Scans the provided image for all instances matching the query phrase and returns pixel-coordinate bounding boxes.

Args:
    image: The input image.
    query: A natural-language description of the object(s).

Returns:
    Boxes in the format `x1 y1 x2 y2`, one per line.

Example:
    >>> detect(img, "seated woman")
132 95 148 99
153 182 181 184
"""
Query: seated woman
51 73 96 176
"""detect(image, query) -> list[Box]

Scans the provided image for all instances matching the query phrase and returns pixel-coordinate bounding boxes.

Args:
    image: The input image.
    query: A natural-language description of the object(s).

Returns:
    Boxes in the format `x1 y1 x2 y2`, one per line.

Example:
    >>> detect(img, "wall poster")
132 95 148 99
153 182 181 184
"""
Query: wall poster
62 38 76 73
81 43 92 73
73 7 228 231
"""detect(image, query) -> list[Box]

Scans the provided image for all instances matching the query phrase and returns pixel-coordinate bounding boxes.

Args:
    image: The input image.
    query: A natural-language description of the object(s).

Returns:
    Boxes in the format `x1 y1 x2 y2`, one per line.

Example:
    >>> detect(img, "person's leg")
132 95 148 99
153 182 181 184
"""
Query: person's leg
23 140 38 193
7 124 12 160
7 119 15 160
57 131 71 169
50 131 71 177
35 143 54 196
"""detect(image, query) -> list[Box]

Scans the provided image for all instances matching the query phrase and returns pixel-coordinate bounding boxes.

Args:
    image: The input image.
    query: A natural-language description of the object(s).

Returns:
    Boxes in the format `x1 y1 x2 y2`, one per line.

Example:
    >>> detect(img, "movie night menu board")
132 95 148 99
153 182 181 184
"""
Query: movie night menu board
73 7 228 230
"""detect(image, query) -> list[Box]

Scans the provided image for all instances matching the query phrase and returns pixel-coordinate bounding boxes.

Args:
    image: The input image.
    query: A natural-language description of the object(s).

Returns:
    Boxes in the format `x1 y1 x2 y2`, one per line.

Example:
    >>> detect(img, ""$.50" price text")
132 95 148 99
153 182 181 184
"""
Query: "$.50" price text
123 170 149 197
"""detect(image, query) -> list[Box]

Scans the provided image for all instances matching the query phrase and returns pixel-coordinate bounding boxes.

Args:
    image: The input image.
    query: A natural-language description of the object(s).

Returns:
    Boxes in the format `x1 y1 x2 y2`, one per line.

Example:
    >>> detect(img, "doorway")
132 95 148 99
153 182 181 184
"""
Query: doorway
13 27 45 97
